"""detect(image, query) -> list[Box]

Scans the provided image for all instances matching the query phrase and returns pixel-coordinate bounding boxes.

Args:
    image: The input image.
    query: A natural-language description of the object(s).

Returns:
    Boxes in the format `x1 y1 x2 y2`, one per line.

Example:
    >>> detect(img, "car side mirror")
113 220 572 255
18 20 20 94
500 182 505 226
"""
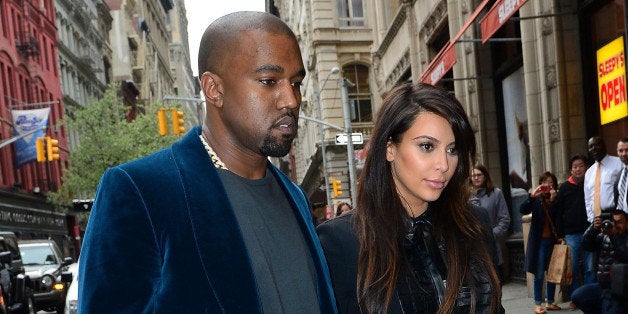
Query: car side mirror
61 257 74 267
0 251 10 264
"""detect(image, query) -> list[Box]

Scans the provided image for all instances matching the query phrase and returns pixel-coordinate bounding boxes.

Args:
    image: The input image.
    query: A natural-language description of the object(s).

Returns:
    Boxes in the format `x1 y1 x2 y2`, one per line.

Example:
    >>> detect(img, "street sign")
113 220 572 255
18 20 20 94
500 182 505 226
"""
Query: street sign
335 133 363 145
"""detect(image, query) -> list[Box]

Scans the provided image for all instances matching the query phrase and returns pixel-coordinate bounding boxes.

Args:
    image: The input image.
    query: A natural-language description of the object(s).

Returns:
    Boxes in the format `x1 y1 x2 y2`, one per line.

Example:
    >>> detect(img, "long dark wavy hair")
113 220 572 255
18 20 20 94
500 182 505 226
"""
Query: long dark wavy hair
473 164 496 196
355 83 501 313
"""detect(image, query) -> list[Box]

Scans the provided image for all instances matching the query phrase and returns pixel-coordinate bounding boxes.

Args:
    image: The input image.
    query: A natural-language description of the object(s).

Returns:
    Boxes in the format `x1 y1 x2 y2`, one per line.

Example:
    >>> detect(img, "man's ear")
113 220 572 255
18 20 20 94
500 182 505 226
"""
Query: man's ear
200 72 223 107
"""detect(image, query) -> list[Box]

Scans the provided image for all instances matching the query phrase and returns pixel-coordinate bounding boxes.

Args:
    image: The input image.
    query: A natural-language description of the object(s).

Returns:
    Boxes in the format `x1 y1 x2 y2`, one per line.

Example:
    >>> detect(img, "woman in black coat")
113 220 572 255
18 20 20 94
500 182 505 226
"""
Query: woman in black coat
520 171 561 313
317 83 503 313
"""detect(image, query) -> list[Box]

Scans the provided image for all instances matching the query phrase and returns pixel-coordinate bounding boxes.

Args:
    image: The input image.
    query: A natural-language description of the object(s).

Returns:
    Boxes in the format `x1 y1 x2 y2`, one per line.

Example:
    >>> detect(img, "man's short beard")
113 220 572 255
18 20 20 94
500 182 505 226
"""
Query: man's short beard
260 133 295 157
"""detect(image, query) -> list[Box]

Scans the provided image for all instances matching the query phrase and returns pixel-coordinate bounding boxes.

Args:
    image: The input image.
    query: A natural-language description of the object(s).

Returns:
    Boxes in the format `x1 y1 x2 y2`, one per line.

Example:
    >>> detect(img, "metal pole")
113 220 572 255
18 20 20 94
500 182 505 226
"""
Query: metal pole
340 78 358 207
163 95 205 126
299 115 344 131
0 126 46 149
316 67 339 212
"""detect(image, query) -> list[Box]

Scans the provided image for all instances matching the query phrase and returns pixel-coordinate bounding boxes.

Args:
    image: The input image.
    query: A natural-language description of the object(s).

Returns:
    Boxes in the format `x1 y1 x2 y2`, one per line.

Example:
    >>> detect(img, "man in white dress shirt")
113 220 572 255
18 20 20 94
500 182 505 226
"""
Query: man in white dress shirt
614 137 628 214
584 136 623 223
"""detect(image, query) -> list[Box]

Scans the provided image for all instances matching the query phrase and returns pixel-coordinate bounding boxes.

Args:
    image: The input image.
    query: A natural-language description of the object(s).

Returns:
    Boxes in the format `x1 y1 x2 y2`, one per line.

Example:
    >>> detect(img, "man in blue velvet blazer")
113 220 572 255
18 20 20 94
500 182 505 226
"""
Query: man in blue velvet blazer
78 12 337 313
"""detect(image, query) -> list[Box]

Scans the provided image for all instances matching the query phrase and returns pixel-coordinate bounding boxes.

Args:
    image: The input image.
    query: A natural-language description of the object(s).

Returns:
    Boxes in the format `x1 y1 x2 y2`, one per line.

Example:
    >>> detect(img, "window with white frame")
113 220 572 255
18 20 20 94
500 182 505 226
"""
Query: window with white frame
337 0 365 26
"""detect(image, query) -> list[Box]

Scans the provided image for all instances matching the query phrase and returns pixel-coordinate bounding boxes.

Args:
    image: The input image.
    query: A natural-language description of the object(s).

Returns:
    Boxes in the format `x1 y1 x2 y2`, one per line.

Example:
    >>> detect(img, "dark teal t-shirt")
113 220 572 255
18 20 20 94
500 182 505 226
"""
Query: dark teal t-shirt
218 168 320 313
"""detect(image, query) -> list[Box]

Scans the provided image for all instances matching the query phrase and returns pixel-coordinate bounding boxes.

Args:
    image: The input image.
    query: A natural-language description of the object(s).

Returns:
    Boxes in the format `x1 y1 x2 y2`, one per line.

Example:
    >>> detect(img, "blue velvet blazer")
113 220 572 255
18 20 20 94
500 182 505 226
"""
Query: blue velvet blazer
78 126 337 313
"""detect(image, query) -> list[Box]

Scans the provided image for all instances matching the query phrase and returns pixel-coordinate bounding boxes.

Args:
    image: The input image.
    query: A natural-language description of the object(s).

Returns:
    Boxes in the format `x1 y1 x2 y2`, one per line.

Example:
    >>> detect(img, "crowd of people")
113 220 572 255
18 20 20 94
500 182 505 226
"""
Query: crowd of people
76 10 627 314
518 136 628 313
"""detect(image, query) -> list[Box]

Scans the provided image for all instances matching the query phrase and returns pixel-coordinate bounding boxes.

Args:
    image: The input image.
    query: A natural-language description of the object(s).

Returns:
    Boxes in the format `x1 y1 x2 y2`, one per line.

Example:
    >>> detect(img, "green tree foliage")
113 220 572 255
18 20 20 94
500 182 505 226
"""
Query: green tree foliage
48 83 183 210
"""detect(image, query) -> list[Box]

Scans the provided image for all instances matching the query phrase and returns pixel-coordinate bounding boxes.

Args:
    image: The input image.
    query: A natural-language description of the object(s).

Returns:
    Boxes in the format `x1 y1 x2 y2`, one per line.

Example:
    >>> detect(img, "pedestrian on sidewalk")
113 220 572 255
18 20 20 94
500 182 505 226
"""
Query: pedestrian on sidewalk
521 171 561 313
551 153 591 309
78 11 336 313
471 164 511 283
317 83 503 313
571 210 628 313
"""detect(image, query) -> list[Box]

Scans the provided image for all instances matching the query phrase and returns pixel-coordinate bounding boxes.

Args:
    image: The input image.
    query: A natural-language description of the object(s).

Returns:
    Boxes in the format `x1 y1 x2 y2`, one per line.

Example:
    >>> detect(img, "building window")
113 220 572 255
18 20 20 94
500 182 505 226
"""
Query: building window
337 0 364 27
342 64 372 123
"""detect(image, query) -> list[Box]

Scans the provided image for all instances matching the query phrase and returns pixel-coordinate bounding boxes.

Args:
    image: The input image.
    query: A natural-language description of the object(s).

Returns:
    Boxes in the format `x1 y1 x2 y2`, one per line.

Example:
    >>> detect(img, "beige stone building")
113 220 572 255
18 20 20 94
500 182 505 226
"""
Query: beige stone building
55 0 113 148
269 0 375 217
272 0 628 281
106 0 175 107
166 0 201 125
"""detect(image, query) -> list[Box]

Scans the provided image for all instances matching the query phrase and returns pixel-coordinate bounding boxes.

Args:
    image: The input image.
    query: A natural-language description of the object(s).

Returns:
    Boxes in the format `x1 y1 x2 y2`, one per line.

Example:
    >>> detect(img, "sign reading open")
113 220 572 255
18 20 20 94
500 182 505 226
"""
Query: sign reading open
597 36 628 125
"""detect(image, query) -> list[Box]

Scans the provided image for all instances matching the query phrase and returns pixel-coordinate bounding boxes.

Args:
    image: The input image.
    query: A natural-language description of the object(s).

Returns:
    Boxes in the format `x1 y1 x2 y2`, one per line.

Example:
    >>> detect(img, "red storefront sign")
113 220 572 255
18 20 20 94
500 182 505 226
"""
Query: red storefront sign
418 0 491 84
421 43 457 85
480 0 529 43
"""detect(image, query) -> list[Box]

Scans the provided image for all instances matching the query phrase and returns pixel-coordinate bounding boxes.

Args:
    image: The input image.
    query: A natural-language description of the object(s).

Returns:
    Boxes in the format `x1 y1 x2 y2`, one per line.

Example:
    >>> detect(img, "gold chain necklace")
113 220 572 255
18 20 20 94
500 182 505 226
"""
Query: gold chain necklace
199 134 228 170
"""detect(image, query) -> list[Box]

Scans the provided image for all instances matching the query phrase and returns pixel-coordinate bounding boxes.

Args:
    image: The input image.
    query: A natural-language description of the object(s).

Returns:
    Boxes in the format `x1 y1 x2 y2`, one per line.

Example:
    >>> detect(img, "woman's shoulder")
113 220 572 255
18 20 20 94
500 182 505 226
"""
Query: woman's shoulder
316 211 359 259
492 187 504 195
316 211 356 237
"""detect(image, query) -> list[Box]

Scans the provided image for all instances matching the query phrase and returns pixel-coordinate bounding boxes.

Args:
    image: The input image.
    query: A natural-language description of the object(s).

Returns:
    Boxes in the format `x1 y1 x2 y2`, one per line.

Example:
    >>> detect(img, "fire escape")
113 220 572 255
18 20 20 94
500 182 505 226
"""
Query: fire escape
14 0 41 109
13 0 55 192
15 1 40 60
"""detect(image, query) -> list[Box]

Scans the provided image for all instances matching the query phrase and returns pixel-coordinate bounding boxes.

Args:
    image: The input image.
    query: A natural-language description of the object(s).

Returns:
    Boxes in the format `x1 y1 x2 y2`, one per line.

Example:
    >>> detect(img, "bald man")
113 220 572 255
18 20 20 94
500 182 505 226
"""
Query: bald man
79 12 336 313
584 136 622 222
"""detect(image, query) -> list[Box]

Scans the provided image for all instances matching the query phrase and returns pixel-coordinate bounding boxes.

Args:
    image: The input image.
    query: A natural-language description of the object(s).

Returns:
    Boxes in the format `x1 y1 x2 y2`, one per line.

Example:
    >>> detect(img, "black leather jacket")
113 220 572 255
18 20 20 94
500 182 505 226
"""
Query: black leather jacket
317 208 503 314
396 208 497 313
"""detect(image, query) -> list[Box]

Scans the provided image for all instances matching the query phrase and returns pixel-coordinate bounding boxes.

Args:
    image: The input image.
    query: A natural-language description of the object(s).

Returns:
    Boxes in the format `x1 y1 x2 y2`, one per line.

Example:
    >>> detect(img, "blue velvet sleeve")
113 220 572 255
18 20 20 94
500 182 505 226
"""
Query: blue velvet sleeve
78 167 161 313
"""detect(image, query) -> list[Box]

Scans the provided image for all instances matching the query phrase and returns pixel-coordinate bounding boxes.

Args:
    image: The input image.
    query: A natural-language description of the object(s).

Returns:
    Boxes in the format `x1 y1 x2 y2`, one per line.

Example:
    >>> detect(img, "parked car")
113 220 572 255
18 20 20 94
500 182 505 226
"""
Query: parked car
17 240 73 314
0 232 35 314
63 262 78 314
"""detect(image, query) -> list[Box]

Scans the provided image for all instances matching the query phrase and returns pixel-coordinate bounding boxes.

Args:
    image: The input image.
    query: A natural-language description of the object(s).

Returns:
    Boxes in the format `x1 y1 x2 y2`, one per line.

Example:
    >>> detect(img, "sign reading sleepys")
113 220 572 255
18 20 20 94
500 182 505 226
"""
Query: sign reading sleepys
480 0 529 44
421 43 457 85
597 36 628 125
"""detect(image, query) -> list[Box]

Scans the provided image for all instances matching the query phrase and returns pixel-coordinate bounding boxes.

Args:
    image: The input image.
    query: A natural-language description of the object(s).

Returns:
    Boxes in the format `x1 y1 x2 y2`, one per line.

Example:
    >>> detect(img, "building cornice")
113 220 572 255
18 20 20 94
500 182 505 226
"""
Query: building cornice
377 3 408 56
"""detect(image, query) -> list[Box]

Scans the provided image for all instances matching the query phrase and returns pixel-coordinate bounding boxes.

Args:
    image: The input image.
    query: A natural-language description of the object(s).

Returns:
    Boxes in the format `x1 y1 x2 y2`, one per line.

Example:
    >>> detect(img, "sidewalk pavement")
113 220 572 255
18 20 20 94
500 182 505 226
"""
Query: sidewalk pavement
502 280 583 313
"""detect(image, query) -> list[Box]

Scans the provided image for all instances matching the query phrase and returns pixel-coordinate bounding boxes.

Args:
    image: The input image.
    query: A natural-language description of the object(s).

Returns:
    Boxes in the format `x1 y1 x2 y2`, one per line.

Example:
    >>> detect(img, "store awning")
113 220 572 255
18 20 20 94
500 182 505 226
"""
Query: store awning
480 0 529 43
419 0 528 84
419 0 490 84
421 42 457 85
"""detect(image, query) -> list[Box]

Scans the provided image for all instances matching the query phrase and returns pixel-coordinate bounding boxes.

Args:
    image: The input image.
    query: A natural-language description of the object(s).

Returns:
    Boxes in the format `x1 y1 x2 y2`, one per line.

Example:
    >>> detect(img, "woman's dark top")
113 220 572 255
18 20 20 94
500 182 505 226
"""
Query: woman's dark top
316 207 503 313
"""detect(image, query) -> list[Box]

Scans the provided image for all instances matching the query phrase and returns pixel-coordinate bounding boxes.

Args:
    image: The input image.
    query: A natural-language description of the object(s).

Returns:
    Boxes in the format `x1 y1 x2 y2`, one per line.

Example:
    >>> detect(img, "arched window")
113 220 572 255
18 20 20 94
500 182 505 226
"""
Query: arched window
342 64 371 123
337 0 364 26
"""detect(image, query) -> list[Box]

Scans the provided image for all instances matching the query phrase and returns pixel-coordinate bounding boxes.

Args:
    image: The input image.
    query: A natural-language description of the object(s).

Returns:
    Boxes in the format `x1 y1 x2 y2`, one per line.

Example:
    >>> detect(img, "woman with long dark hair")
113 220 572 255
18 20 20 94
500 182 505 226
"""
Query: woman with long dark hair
317 83 502 313
471 164 511 283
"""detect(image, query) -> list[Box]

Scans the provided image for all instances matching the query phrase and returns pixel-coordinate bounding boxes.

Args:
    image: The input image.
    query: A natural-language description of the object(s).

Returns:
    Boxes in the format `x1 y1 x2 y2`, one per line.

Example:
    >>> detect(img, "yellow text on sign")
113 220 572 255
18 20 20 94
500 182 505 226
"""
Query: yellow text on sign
597 36 628 125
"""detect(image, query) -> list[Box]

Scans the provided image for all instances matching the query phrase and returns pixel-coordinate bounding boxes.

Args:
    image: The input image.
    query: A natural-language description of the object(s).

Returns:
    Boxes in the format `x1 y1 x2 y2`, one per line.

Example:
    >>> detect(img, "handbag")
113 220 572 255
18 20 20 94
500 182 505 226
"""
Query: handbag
542 200 573 285
547 243 573 285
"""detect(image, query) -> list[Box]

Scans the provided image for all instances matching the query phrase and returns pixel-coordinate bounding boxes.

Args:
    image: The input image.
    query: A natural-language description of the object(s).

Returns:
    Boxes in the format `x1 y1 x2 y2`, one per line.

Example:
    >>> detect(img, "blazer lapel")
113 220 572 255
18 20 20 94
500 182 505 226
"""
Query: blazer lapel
269 166 337 313
171 128 261 312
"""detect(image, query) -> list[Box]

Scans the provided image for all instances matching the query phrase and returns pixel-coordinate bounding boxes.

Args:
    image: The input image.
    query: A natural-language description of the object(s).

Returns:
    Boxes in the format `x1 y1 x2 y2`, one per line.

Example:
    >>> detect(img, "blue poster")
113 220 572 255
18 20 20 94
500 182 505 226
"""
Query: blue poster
11 108 50 168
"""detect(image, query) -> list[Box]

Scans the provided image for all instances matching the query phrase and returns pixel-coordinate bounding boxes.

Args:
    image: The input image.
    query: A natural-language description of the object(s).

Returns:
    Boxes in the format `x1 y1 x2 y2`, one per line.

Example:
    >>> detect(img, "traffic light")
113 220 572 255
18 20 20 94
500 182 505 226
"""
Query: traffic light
35 137 46 162
171 109 185 135
331 178 342 198
46 138 60 161
157 109 168 136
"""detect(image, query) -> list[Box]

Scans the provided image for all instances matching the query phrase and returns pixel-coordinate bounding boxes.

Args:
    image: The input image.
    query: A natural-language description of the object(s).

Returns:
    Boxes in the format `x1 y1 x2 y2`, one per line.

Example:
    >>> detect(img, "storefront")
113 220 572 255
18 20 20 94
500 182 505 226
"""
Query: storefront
581 0 628 144
416 0 628 283
0 189 78 259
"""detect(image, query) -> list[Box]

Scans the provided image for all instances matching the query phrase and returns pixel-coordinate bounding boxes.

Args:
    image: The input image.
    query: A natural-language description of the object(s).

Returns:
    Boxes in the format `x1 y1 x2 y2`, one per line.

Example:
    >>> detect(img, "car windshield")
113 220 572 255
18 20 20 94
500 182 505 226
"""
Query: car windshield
19 245 57 265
